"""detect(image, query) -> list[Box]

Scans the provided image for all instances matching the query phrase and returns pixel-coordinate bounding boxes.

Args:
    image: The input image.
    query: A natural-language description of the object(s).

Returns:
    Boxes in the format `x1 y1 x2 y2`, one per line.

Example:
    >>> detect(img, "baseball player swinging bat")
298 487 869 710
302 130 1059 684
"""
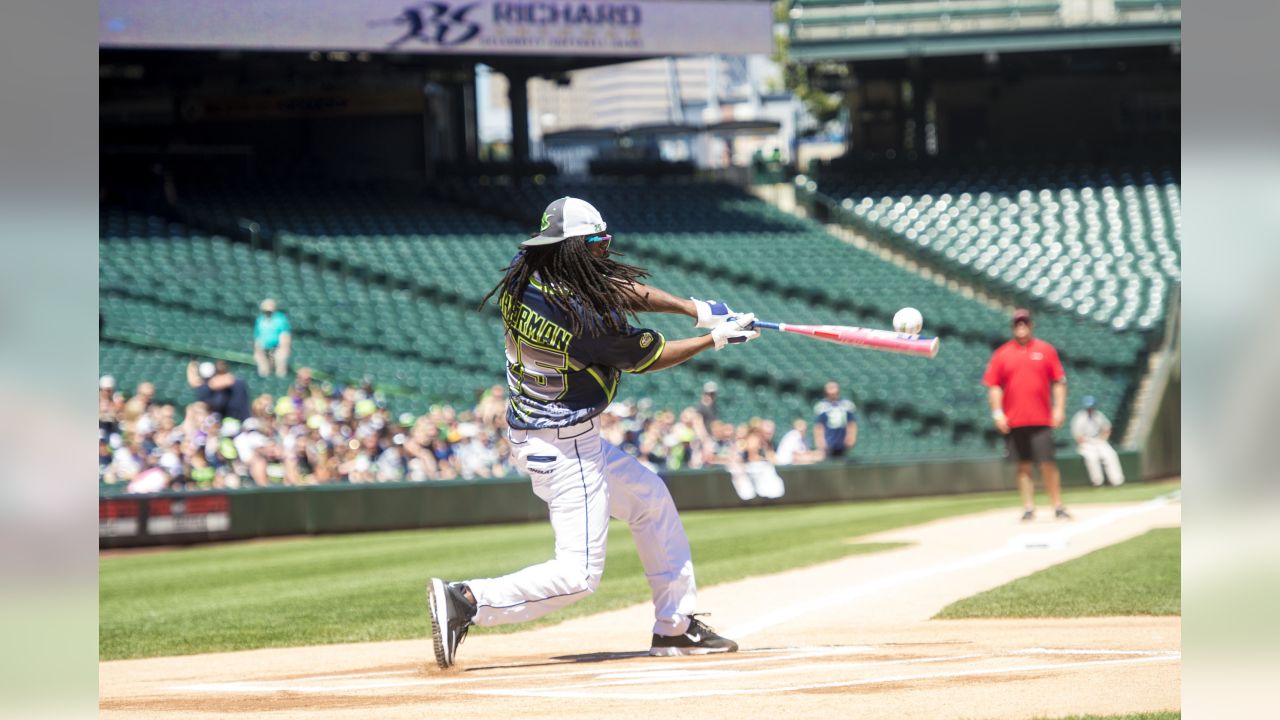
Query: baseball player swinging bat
750 320 940 358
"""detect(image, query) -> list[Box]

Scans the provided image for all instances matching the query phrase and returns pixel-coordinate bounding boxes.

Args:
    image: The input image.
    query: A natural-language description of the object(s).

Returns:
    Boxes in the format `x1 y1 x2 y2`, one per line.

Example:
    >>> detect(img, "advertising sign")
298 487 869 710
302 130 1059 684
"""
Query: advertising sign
100 1 774 57
99 498 141 538
146 495 231 536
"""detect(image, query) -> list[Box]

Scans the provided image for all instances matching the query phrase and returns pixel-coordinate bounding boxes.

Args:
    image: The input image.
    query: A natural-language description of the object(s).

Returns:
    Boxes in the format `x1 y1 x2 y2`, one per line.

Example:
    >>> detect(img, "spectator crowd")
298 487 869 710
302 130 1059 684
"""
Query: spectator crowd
99 364 844 495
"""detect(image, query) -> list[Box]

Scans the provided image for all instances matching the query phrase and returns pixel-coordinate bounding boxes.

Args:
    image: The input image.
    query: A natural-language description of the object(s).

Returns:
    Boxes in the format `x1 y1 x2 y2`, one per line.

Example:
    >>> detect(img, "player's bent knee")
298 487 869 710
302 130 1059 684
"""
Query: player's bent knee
546 558 603 597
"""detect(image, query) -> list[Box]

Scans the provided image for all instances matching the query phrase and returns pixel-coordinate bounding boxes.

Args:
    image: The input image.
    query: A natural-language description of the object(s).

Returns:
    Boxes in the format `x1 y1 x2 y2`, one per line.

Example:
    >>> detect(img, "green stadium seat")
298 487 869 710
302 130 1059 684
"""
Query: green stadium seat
101 173 1155 461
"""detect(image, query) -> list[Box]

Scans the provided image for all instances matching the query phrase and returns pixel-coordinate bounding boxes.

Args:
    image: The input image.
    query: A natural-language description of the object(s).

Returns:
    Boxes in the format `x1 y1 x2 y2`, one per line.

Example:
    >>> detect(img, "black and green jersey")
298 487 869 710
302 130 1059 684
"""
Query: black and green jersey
501 278 664 430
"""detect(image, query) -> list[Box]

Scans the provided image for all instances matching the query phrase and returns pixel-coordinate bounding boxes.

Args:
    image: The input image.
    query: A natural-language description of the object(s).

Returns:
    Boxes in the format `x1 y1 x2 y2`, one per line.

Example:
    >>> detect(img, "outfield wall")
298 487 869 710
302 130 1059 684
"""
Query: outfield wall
100 450 1142 548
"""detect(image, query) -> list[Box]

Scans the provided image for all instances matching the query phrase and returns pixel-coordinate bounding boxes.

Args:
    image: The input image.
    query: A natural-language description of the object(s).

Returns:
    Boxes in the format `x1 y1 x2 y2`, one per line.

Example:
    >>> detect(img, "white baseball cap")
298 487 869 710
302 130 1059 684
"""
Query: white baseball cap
522 196 607 247
99 375 116 390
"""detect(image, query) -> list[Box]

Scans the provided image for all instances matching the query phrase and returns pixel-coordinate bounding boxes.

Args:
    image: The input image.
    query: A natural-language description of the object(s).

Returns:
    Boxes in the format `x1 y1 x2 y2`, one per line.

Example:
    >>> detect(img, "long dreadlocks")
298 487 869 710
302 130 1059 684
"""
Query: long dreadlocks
479 237 650 336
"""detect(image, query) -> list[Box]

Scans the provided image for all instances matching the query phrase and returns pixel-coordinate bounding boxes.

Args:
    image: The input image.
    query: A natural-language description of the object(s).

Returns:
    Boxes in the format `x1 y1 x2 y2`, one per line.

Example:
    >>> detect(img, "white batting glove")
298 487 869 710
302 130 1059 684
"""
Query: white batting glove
711 313 760 350
692 297 736 329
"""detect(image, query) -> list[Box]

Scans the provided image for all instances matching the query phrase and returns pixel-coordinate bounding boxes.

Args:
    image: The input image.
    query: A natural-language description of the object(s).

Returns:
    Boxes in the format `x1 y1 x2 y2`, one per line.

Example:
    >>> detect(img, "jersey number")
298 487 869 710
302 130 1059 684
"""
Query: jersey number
507 332 568 402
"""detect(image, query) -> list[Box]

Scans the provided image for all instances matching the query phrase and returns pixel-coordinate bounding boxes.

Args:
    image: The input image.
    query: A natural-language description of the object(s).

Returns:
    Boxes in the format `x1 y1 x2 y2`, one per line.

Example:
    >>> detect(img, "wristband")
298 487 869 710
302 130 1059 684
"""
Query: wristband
991 410 1006 422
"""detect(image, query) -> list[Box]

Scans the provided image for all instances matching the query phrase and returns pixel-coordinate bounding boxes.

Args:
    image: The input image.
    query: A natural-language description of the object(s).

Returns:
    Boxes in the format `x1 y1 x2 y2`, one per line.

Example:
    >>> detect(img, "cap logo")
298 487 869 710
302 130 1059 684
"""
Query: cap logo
540 212 551 231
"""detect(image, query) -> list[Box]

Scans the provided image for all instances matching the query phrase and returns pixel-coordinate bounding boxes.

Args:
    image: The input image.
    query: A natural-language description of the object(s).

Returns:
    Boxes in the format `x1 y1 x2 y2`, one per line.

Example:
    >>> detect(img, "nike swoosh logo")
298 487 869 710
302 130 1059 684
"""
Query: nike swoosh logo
686 633 702 643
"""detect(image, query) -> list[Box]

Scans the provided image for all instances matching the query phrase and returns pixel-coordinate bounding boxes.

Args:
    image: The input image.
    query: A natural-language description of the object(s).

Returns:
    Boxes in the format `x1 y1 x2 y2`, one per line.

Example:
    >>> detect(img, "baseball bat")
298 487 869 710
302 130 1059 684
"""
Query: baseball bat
751 320 940 358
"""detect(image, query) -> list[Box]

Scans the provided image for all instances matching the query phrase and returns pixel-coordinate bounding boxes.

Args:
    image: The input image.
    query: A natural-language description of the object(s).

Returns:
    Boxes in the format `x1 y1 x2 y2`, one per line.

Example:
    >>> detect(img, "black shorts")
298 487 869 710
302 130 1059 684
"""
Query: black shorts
1006 426 1056 463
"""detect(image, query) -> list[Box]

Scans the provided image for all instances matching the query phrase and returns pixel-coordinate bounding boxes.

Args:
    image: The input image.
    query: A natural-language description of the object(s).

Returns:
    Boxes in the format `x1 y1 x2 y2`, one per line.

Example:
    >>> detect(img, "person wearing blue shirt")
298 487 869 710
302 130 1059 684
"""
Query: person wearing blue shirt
253 298 292 378
814 381 859 459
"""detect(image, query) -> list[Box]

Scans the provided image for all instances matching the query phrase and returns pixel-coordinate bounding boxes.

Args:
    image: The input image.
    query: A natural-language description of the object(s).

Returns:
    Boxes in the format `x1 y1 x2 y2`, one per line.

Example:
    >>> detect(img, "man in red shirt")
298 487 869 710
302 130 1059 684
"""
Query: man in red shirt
983 308 1071 521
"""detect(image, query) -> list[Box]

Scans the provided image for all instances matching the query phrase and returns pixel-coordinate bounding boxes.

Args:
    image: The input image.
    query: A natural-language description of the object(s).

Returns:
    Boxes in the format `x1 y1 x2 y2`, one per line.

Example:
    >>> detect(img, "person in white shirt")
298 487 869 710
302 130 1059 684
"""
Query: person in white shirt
776 419 822 465
454 423 498 479
1070 395 1125 487
742 420 785 500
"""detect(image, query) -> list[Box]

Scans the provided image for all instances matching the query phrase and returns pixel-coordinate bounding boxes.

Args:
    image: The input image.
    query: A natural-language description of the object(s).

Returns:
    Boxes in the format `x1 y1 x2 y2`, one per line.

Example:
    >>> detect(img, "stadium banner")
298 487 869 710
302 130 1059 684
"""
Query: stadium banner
99 494 234 543
99 1 774 56
99 451 1147 548
99 498 141 538
146 495 231 535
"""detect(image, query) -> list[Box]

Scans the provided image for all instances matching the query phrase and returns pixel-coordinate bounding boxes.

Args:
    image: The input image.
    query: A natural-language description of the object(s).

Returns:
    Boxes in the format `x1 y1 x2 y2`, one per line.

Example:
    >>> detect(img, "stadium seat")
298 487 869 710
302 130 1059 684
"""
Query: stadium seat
101 173 1152 460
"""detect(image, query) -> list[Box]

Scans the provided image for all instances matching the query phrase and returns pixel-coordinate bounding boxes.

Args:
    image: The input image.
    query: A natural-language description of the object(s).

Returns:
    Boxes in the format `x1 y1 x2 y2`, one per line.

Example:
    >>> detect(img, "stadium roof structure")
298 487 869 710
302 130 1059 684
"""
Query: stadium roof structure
788 0 1182 62
706 119 782 136
543 121 783 151
100 1 778 165
542 127 622 143
625 123 703 138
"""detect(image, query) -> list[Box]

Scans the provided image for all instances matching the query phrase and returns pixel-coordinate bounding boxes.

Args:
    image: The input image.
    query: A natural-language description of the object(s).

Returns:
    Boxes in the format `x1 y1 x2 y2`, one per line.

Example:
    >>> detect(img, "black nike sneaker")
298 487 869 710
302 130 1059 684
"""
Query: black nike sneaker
427 578 477 669
649 614 739 656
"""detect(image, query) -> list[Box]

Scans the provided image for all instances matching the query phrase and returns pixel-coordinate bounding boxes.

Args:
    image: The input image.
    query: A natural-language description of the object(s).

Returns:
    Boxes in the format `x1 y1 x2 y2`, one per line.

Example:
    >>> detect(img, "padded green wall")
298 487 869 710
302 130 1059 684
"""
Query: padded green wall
99 450 1142 548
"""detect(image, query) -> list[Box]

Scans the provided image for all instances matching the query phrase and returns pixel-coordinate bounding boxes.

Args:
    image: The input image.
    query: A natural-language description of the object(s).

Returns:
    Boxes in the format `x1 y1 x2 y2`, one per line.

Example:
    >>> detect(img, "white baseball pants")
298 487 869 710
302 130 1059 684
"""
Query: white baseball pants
1079 440 1125 486
466 417 698 636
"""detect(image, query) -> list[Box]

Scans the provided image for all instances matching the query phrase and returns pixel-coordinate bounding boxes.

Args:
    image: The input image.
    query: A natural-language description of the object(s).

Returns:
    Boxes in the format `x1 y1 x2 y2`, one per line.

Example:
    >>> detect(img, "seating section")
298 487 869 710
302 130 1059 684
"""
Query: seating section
99 207 795 434
433 178 1138 446
804 159 1180 332
101 171 1157 459
99 340 259 410
181 183 525 304
99 208 502 416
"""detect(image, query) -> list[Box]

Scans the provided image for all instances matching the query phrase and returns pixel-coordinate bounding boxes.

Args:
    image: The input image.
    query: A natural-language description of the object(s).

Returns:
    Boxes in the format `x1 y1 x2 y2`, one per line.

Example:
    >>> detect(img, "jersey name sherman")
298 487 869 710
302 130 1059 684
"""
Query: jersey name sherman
501 292 573 352
499 281 664 431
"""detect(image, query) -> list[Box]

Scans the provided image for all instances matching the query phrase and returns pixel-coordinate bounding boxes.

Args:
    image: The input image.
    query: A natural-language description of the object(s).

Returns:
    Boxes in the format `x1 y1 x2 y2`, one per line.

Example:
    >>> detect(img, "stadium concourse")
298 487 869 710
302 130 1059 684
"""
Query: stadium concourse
99 167 1176 493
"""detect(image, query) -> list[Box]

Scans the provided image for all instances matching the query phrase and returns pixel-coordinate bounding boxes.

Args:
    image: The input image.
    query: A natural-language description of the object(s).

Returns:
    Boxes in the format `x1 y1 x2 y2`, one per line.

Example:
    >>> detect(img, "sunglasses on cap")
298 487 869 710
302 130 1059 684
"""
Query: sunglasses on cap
585 233 612 251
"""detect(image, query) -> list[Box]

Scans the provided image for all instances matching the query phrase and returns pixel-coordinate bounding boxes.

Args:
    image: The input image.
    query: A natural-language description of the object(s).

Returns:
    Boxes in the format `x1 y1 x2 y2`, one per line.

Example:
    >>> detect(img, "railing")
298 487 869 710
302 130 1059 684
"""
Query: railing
1124 280 1180 451
789 0 1180 42
791 0 1066 40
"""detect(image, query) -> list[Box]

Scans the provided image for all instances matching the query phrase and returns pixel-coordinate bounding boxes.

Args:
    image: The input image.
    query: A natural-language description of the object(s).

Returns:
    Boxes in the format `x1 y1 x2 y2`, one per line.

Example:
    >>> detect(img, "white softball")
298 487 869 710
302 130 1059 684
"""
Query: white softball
893 307 924 336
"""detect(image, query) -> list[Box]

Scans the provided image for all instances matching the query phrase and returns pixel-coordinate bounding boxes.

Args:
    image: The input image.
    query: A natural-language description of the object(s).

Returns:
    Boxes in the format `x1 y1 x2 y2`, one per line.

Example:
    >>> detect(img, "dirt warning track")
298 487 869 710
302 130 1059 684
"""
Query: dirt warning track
100 498 1181 719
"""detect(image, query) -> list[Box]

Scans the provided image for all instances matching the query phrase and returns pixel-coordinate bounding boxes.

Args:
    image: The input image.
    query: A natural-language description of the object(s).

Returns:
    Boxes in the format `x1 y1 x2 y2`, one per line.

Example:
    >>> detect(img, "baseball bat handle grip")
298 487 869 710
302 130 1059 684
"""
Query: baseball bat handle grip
750 320 781 331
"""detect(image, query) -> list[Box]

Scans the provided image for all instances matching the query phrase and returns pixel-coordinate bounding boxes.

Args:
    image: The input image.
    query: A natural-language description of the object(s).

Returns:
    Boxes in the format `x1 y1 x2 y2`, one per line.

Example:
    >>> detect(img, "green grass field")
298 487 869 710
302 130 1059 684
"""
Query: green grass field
100 481 1177 660
936 527 1180 619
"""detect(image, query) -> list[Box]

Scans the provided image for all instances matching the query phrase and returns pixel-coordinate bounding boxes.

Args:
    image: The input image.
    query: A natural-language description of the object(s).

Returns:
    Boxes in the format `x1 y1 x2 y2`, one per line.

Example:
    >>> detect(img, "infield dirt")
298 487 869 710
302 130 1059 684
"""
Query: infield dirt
100 497 1181 719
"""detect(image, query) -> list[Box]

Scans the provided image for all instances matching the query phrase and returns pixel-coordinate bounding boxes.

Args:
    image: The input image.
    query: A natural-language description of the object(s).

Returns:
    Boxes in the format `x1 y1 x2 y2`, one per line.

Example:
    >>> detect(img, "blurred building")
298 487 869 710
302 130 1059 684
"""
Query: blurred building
478 55 797 174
